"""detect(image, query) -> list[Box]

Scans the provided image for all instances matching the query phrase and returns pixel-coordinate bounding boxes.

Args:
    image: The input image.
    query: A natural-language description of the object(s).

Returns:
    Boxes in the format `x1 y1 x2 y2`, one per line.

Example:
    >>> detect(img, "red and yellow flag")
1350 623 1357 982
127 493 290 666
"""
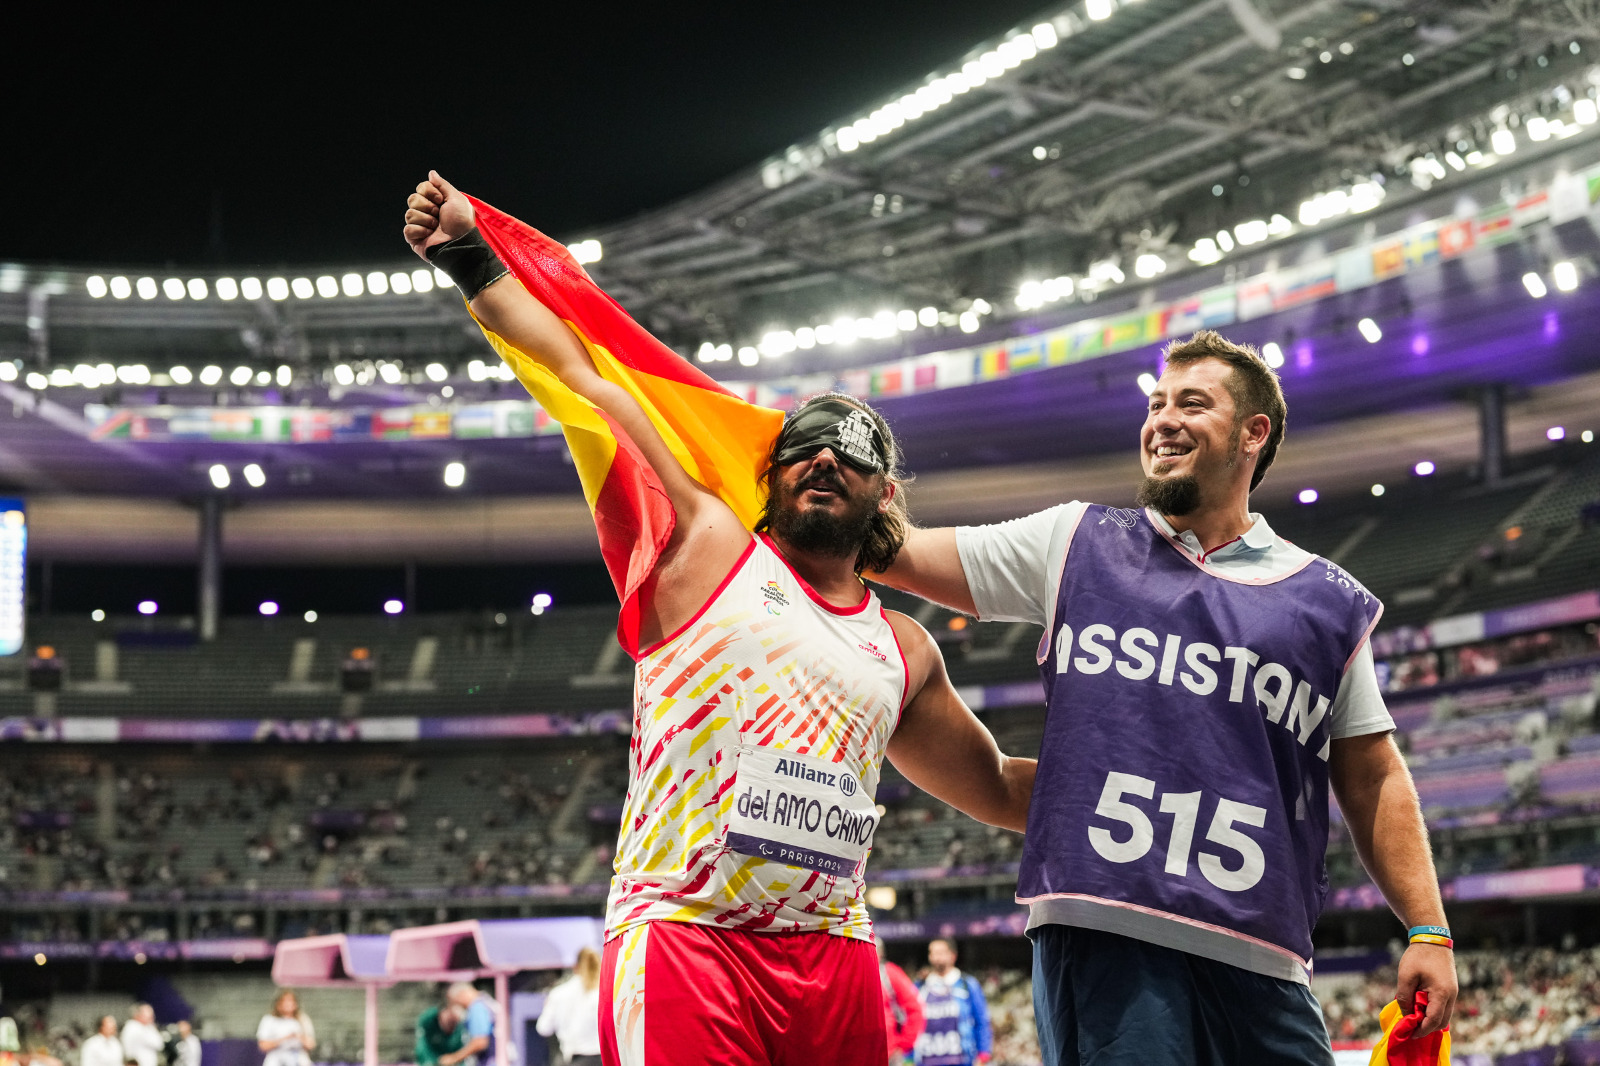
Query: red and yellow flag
467 197 784 656
1367 993 1450 1066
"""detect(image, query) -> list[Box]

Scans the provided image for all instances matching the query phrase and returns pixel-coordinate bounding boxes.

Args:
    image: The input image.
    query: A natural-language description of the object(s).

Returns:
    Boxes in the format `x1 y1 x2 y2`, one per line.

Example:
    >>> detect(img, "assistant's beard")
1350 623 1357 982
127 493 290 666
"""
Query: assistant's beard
1135 472 1202 516
769 478 879 559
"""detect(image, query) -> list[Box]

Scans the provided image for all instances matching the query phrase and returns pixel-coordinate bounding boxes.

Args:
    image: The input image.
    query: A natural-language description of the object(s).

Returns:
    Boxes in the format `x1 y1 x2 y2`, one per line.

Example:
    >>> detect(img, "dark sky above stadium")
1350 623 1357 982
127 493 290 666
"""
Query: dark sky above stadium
13 2 1048 268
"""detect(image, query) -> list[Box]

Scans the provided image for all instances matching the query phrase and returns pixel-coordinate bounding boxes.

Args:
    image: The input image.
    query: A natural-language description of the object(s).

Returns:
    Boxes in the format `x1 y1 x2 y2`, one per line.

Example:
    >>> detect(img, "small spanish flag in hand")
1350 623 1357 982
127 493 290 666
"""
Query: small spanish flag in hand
1368 991 1451 1066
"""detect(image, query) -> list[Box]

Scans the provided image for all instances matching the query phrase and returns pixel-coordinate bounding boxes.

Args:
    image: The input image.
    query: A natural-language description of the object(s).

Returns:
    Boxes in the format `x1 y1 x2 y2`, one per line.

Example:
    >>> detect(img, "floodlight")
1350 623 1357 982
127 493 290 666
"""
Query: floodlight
444 462 466 488
208 464 230 489
243 463 266 488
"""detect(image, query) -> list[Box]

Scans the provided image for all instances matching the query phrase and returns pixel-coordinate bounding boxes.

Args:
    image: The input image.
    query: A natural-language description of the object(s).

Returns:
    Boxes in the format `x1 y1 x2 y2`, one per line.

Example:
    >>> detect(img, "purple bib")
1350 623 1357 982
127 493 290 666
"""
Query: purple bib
1019 506 1382 974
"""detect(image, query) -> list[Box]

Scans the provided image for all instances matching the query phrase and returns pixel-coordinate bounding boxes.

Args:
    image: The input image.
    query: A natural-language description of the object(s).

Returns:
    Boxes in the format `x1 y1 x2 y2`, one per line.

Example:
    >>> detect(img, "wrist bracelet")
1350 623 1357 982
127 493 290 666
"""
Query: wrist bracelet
1407 924 1451 940
425 228 510 301
1409 933 1453 949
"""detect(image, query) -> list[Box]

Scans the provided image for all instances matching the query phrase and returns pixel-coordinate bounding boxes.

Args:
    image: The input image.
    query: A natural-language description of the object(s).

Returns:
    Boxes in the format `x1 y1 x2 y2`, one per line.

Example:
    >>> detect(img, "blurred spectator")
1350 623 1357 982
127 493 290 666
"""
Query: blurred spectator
256 991 315 1066
915 940 991 1066
120 1006 161 1066
170 1022 199 1066
413 1005 462 1066
880 940 924 1066
535 947 602 1066
440 985 493 1066
78 1018 120 1066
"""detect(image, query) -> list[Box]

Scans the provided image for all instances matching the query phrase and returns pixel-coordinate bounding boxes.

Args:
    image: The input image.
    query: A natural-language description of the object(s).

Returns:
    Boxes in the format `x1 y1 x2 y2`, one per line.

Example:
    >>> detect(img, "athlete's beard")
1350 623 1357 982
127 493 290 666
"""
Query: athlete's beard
1135 472 1202 516
769 469 878 559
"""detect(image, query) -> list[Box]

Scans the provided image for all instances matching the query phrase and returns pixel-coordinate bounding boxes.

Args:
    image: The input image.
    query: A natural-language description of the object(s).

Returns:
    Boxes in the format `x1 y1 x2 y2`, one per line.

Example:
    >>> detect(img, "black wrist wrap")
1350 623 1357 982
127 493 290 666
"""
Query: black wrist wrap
425 228 511 301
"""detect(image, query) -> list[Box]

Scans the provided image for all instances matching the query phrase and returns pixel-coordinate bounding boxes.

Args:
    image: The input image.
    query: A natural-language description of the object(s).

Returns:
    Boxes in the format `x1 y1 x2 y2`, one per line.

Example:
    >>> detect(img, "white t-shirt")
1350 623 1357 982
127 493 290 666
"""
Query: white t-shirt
81 1034 123 1066
256 1015 311 1066
175 1034 202 1066
121 1020 164 1066
535 976 601 1058
956 503 1394 739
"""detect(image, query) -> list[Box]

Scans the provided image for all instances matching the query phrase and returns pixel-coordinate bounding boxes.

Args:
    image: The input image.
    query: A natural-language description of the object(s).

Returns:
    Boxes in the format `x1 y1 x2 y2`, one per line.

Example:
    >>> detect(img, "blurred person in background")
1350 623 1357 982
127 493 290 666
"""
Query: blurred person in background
914 940 991 1066
439 985 493 1066
414 1004 463 1066
170 1022 199 1066
536 947 603 1066
879 940 924 1066
79 1018 120 1066
256 992 315 1066
120 1007 162 1066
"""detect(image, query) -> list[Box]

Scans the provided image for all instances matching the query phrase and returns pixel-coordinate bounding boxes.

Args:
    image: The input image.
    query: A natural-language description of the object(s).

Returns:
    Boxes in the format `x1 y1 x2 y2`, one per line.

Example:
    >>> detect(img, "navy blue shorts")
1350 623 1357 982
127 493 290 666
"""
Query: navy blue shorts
1031 925 1334 1066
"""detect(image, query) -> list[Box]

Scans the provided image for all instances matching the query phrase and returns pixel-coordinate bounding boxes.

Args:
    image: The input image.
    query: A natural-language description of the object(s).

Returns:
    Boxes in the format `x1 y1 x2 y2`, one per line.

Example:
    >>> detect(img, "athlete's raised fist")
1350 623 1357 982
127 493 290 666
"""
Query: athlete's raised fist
403 171 475 260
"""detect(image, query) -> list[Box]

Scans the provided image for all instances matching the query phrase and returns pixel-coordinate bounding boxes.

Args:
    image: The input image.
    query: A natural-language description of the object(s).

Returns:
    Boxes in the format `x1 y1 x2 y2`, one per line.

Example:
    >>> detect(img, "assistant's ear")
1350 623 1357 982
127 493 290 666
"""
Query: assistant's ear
1241 412 1272 456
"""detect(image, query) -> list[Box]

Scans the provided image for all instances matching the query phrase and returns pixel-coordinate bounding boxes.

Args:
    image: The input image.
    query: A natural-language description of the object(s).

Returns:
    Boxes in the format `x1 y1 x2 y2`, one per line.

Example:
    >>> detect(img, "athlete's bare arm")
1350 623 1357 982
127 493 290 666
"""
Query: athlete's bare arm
873 528 978 616
403 172 750 648
1331 732 1457 1036
883 611 1035 833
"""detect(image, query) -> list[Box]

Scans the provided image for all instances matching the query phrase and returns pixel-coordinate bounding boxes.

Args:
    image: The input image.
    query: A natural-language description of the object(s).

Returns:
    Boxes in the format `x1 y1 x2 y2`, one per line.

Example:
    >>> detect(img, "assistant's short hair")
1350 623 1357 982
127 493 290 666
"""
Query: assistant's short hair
754 393 911 575
1161 330 1287 490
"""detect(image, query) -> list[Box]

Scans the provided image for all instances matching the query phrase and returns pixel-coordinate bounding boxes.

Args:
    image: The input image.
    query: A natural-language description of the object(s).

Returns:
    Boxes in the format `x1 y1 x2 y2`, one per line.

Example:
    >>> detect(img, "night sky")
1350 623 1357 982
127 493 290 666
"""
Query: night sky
12 2 1048 268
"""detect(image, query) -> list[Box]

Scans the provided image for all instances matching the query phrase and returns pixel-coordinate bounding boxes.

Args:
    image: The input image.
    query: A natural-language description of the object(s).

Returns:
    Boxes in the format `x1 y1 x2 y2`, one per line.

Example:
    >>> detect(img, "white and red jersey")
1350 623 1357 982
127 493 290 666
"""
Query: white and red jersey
604 533 908 942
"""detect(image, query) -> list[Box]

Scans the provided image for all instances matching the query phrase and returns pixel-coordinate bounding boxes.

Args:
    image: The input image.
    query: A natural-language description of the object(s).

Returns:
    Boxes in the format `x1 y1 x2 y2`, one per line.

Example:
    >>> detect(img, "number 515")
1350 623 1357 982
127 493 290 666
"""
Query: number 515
1088 771 1268 892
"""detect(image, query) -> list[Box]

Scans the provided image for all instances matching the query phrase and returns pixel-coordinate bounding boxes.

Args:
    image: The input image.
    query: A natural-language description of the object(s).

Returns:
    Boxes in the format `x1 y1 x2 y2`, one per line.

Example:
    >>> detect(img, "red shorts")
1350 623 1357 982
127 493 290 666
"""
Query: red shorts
600 921 886 1066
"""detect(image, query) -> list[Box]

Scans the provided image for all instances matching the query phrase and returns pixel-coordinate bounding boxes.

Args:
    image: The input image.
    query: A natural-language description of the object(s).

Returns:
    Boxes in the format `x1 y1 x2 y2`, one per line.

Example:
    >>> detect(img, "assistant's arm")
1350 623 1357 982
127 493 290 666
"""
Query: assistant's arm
884 614 1036 833
1329 731 1457 1036
875 527 977 615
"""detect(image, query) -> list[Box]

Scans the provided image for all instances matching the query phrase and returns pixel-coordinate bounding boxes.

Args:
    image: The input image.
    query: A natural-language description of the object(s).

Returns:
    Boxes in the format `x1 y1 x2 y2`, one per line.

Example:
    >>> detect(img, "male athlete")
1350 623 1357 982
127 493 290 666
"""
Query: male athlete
879 331 1458 1065
404 173 1036 1066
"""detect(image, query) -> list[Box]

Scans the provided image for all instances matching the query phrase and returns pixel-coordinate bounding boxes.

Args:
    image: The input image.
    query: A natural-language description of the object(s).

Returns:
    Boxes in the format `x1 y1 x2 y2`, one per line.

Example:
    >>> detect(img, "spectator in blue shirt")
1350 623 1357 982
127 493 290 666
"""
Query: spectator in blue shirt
915 939 992 1066
442 984 496 1066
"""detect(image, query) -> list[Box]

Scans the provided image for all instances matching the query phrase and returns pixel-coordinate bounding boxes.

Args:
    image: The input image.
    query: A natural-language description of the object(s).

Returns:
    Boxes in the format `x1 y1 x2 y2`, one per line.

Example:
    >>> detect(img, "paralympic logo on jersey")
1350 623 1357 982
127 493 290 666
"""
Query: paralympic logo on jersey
1099 507 1140 529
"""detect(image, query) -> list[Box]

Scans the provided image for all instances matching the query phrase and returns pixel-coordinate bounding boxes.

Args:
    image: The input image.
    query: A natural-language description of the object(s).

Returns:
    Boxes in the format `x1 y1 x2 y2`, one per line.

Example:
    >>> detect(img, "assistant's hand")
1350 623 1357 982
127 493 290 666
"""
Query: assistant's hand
1395 943 1457 1037
403 170 476 260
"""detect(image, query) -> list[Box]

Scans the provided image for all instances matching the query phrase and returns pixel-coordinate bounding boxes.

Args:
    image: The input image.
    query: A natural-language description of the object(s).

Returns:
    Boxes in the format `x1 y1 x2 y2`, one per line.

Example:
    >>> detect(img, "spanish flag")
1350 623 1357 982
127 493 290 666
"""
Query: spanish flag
466 196 785 656
1367 992 1450 1066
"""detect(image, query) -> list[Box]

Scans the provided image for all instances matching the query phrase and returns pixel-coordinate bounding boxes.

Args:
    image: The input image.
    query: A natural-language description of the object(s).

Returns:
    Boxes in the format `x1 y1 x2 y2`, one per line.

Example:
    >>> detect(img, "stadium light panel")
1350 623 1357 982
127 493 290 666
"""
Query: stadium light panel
1031 22 1058 48
1413 460 1435 476
341 273 364 297
315 276 338 298
333 364 356 386
72 364 97 387
1583 430 1595 443
50 369 73 387
1444 151 1467 171
230 366 252 386
443 461 466 488
208 464 230 489
138 601 158 615
1575 98 1599 125
433 268 451 289
795 328 816 350
1261 342 1285 368
0 363 14 382
958 311 980 333
1136 372 1157 395
290 278 314 299
814 324 837 345
136 277 158 299
384 599 404 615
896 309 918 331
378 362 403 384
187 278 208 300
259 601 278 616
169 366 193 385
1134 253 1166 278
389 271 413 295
264 277 288 300
412 269 435 293
199 365 223 386
276 365 292 386
1086 0 1113 20
1553 260 1579 292
1371 484 1385 496
836 128 862 152
215 277 238 300
304 611 318 623
25 373 46 390
696 342 716 363
1297 488 1318 504
737 347 759 366
366 271 389 295
425 362 448 382
163 278 186 300
91 610 105 622
110 276 132 299
1357 318 1382 343
255 370 271 386
1547 426 1566 441
1491 128 1516 155
241 277 264 300
96 363 116 385
86 276 107 298
1522 272 1548 298
116 364 150 385
243 463 266 488
1526 116 1551 142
